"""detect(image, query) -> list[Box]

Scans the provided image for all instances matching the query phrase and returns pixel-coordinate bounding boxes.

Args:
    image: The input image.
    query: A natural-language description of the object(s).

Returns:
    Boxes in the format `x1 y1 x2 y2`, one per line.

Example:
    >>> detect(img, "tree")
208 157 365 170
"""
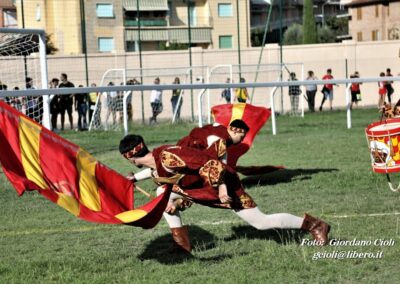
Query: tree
283 24 303 45
317 26 336 43
303 0 317 44
45 33 58 55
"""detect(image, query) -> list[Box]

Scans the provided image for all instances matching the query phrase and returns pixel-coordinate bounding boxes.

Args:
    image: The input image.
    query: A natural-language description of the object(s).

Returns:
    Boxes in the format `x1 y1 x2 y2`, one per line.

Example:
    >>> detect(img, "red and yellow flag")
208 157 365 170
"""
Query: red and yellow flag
0 101 169 228
211 103 271 166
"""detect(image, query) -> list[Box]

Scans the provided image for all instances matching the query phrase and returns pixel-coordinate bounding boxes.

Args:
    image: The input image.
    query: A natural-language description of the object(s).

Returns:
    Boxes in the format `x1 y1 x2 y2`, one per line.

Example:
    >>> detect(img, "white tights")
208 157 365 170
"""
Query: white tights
156 186 304 230
234 207 304 230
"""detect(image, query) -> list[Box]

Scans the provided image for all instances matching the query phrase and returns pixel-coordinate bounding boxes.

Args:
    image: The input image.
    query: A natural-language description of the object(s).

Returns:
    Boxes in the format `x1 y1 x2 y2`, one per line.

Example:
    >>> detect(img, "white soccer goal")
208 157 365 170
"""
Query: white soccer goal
0 28 50 128
89 66 207 134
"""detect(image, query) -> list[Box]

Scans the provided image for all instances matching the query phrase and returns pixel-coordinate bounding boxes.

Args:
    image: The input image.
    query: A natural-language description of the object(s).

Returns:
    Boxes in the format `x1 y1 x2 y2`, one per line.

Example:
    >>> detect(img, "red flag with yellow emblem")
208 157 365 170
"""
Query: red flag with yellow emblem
211 103 271 166
0 101 169 228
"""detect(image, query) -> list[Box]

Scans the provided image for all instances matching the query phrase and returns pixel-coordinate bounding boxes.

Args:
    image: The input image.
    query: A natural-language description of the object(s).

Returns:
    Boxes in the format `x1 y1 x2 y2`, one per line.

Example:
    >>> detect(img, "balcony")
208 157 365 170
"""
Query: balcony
125 27 211 43
124 19 168 27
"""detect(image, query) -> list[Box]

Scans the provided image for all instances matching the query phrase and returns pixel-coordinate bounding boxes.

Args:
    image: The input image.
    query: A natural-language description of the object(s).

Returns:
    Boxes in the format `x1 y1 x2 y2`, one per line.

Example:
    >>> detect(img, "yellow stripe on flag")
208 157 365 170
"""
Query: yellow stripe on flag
230 103 246 122
19 117 47 189
57 194 80 216
76 149 101 211
115 209 148 223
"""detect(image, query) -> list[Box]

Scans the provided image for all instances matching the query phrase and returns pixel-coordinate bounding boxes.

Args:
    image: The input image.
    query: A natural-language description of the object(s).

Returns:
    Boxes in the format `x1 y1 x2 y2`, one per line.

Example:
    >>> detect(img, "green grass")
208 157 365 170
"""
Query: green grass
1 108 399 283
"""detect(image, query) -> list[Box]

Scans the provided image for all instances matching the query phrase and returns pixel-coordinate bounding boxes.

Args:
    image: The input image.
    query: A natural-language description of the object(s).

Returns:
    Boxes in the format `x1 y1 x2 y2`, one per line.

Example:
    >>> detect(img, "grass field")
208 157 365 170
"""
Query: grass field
1 108 399 283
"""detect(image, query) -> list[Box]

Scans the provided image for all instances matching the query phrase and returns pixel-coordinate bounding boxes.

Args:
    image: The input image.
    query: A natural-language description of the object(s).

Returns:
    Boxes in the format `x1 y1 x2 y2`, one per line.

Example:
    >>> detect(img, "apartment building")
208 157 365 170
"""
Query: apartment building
343 0 400 41
251 0 347 44
0 0 17 28
13 0 251 55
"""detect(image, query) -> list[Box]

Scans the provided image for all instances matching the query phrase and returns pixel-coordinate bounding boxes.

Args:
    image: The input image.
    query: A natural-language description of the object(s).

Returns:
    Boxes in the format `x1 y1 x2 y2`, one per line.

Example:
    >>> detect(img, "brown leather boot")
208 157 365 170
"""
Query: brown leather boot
171 226 192 253
301 214 330 246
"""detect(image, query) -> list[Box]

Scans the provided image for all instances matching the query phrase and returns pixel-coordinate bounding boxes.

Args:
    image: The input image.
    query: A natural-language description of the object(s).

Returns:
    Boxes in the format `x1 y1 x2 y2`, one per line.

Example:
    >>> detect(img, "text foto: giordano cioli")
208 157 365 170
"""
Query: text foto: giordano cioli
301 238 395 247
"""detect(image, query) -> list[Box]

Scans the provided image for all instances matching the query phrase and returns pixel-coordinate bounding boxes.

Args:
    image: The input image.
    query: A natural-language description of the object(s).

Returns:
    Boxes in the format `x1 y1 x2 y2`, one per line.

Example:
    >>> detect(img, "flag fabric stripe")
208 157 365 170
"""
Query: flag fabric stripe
76 149 101 211
0 101 170 228
19 117 47 190
230 103 246 122
57 194 81 216
0 107 30 195
115 209 148 223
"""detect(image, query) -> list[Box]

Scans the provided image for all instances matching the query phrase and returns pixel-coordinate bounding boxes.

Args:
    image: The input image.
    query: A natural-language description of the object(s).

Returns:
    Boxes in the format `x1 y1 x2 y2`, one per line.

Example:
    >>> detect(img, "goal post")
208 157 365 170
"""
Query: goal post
0 28 50 129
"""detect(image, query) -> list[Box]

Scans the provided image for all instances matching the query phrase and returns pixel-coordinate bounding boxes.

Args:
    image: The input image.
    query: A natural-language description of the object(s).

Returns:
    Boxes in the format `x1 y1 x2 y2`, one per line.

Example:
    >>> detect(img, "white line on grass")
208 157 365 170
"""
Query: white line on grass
1 212 399 237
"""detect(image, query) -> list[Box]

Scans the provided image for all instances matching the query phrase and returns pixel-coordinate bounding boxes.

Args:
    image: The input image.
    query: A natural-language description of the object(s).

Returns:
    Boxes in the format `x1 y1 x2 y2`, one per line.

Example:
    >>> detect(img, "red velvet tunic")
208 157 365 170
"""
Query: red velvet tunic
151 144 256 210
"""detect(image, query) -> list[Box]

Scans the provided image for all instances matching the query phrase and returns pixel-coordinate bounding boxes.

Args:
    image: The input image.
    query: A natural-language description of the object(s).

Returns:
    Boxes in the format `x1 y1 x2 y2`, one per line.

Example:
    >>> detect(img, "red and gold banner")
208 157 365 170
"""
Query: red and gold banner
0 101 169 228
211 103 271 166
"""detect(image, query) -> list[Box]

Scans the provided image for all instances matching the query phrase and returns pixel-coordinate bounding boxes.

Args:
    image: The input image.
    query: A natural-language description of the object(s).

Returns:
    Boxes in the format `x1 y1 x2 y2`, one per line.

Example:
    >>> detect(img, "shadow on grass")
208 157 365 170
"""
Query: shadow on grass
241 168 339 187
224 225 306 245
138 225 234 264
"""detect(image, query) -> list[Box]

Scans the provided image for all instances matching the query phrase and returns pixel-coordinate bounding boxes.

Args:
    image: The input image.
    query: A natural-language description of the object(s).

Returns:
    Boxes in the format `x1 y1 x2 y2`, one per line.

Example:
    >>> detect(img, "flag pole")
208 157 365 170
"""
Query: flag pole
135 185 155 199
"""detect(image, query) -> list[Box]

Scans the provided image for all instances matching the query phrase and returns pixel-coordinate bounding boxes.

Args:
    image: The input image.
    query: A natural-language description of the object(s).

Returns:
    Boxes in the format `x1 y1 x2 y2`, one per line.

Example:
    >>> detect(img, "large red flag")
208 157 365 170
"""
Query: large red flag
0 101 169 228
211 103 271 166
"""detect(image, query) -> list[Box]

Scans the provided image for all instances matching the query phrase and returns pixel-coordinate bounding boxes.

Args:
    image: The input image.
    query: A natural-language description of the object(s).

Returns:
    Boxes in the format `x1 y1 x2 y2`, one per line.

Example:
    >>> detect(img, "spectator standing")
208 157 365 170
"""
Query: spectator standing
88 83 99 123
385 68 394 104
105 81 118 128
49 78 60 130
0 84 9 105
235 77 249 103
319 69 335 111
171 77 182 121
11 87 23 112
59 73 75 130
126 78 140 121
221 77 232 103
75 85 88 131
149 77 163 124
288 72 301 116
350 71 362 110
24 77 40 122
305 70 318 112
378 72 387 109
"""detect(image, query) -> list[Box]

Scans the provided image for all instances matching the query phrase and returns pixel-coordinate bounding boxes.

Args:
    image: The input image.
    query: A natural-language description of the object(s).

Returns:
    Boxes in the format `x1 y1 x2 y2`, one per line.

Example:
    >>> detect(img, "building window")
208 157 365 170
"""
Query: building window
372 30 380 41
218 3 233 17
96 3 114 18
357 32 362 41
98 37 114 52
219 35 233 49
375 6 379 17
356 8 362 20
3 10 17 27
126 41 136 52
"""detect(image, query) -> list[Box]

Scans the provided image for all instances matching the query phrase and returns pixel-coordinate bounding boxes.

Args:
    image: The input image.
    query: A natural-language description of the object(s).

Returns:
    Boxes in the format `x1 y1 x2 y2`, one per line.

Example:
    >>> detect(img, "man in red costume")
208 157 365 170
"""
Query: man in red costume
119 121 330 253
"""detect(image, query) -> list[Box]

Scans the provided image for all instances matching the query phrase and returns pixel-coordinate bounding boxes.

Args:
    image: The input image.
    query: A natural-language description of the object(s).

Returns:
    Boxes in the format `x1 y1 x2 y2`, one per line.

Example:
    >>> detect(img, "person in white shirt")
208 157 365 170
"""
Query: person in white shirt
149 77 163 124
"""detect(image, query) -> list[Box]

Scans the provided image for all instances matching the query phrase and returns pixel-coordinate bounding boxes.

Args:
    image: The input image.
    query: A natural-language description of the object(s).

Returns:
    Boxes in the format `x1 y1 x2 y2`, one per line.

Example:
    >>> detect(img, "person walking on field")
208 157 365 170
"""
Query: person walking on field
385 68 394 104
288 72 301 116
305 70 318 112
149 77 163 124
350 71 362 110
221 77 232 103
58 73 75 130
49 78 60 131
75 85 88 131
235 77 249 103
378 72 387 109
171 77 182 121
319 69 335 111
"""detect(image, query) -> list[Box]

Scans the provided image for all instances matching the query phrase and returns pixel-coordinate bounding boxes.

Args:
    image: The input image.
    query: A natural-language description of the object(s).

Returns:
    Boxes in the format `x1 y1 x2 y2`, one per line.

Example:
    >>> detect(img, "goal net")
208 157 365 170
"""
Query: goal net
0 28 50 128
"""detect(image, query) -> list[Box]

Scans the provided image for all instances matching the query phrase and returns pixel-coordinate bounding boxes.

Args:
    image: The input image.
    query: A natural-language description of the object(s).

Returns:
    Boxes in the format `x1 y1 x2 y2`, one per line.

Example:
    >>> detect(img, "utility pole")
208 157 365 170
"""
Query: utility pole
79 0 89 86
